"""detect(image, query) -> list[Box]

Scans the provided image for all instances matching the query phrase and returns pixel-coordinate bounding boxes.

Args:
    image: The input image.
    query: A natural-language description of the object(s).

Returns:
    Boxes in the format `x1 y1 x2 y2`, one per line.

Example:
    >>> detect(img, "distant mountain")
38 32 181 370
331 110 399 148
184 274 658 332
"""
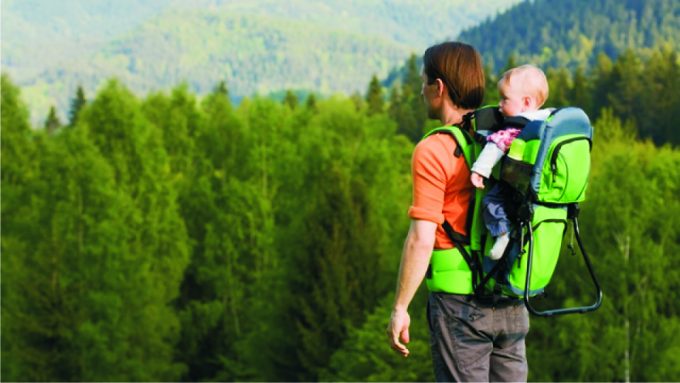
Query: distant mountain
2 0 520 125
458 0 680 72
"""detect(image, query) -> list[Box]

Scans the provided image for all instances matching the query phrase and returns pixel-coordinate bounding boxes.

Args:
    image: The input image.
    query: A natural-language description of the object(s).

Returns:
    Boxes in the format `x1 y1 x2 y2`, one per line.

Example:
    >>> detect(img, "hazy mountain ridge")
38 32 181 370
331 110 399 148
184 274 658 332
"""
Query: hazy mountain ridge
2 0 519 125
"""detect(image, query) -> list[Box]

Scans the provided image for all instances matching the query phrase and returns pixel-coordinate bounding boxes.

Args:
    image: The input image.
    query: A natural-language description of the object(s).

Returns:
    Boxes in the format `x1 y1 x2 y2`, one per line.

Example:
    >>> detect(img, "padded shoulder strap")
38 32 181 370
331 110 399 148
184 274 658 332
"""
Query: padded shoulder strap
503 116 530 129
423 126 475 169
463 105 504 132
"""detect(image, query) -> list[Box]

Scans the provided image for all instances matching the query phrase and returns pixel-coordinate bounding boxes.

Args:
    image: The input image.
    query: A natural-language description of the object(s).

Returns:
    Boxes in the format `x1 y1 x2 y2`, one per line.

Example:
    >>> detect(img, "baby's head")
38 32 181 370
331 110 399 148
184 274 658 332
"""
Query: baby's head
497 64 549 116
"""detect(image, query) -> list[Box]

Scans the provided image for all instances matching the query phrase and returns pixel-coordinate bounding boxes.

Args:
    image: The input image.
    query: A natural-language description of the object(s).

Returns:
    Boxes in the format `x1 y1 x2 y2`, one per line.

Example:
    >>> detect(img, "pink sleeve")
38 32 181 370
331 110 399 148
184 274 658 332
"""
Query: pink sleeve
487 128 521 152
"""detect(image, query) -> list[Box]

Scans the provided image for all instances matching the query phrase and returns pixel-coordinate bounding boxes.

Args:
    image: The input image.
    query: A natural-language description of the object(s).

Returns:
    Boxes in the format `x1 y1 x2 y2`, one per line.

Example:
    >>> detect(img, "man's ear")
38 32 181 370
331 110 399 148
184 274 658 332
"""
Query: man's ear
435 78 446 98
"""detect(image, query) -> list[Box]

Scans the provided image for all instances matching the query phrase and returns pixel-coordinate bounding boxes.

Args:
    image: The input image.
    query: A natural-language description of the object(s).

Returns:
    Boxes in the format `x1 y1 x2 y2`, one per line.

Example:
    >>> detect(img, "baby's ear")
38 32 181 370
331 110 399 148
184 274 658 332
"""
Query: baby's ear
523 96 536 109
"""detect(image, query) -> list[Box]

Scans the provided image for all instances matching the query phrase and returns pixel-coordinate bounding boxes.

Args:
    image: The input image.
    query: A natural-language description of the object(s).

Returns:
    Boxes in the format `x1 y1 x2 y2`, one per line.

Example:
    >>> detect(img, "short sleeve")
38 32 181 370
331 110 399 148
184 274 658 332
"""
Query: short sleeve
407 136 449 223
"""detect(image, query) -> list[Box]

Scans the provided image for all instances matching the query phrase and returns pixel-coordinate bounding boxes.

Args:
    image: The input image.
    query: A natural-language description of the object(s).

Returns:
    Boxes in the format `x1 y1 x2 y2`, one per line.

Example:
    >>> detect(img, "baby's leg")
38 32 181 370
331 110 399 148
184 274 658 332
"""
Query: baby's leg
483 186 512 260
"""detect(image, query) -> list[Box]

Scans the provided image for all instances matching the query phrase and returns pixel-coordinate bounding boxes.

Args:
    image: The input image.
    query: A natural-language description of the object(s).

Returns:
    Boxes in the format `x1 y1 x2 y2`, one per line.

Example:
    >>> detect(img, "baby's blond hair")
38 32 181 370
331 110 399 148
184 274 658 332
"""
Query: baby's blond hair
498 64 549 107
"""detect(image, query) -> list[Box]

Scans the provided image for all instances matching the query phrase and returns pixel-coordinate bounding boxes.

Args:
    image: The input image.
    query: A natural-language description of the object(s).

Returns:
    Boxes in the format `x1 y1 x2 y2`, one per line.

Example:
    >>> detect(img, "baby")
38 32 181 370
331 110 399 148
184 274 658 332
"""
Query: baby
471 64 552 260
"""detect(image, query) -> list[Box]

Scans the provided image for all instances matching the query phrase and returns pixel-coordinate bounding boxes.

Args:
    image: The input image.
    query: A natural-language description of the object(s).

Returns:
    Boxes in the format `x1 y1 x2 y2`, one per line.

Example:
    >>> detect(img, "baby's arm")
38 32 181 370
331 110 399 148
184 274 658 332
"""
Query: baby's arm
471 172 486 189
470 142 505 189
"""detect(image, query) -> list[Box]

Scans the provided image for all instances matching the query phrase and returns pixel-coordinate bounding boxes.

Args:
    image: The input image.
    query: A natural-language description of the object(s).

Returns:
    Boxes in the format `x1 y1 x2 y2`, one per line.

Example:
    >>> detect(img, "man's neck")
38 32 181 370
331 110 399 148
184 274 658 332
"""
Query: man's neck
440 103 473 127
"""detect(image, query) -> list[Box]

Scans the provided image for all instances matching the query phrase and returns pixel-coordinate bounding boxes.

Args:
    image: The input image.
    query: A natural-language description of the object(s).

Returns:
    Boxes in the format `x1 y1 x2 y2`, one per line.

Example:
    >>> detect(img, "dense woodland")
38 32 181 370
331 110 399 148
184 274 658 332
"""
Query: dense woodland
2 36 680 380
459 0 680 72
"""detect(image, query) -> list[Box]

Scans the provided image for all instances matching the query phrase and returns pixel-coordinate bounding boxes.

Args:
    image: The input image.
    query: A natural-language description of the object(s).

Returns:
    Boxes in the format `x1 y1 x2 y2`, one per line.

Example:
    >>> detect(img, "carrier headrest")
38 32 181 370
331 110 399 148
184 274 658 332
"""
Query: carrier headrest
547 107 592 140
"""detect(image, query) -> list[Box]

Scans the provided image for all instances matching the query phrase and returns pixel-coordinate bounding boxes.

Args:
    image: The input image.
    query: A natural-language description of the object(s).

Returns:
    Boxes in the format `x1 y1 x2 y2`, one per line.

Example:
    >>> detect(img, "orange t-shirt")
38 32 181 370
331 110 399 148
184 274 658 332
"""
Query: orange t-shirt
407 131 474 249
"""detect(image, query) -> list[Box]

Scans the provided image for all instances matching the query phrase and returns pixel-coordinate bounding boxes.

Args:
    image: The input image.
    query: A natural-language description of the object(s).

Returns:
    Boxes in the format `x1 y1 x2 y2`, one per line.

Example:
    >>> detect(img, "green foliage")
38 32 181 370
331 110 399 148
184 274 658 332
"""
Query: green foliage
44 105 61 134
366 75 385 115
320 293 433 382
526 112 680 381
5 77 190 380
459 0 680 73
249 97 411 380
1 73 38 380
283 90 299 109
480 46 680 146
68 85 87 127
2 6 680 377
389 54 428 143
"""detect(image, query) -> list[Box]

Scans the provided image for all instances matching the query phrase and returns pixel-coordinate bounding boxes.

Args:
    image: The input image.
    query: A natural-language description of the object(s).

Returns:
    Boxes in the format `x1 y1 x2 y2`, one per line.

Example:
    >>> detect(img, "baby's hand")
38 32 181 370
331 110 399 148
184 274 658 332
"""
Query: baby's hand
471 172 486 189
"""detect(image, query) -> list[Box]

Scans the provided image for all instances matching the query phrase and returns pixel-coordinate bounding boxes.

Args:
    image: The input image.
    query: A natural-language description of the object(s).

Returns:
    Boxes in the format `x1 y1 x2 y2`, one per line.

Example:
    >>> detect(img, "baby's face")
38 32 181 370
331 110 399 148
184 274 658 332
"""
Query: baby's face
498 82 526 117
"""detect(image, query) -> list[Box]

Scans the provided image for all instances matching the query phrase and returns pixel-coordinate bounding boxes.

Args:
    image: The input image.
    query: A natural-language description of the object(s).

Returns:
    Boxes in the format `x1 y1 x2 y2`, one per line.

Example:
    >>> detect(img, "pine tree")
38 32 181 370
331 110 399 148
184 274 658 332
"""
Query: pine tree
68 85 86 126
502 53 518 73
172 86 271 381
266 99 410 380
214 80 230 99
77 79 189 380
570 66 593 114
606 49 643 124
283 90 298 109
546 67 572 107
403 54 422 97
389 85 418 142
388 85 403 121
44 105 61 134
143 84 200 177
365 74 384 115
483 64 500 105
305 93 317 111
637 46 680 145
1 74 38 380
349 91 364 111
400 54 427 141
2 127 137 380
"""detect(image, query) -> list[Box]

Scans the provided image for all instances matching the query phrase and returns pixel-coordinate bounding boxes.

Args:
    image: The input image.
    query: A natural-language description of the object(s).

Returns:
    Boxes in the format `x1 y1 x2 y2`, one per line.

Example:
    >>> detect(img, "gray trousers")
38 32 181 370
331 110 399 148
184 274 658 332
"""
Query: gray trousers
427 293 530 382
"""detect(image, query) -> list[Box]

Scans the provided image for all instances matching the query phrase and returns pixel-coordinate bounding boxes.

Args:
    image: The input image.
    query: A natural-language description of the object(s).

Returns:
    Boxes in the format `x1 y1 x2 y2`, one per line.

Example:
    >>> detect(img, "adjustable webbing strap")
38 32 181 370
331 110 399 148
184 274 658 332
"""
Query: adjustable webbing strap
441 220 481 292
426 120 504 298
503 116 530 129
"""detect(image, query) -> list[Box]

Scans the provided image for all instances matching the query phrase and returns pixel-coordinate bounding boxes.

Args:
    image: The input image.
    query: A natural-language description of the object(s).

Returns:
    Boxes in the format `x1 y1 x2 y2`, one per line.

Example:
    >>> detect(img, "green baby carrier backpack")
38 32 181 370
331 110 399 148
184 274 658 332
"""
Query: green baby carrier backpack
424 106 603 317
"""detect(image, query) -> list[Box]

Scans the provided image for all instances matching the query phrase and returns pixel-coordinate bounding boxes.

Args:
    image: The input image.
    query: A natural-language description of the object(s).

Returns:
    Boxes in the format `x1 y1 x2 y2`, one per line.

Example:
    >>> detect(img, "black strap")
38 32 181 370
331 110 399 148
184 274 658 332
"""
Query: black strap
441 220 480 290
503 116 530 129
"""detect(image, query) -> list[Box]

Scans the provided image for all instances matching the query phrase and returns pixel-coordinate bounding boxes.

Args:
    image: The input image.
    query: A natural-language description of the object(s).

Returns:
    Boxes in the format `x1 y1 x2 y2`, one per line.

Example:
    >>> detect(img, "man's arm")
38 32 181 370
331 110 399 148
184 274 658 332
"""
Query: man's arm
387 219 437 357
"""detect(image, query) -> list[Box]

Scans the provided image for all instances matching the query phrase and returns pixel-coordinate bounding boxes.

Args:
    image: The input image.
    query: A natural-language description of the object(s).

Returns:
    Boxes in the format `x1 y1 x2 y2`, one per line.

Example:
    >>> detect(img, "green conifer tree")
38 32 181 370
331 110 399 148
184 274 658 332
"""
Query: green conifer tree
214 80 230 99
484 64 500 105
637 46 680 145
78 80 190 380
404 54 422 96
401 54 427 141
591 52 614 118
68 85 86 126
283 90 298 109
546 67 572 107
570 66 593 114
266 99 410 380
2 128 138 380
1 74 38 380
44 105 61 134
365 74 384 115
306 93 318 111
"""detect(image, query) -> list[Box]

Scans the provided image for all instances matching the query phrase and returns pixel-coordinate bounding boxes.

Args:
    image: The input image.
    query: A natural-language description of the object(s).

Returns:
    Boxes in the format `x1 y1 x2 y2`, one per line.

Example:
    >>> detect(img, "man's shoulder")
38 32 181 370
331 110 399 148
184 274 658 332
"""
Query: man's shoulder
415 131 458 159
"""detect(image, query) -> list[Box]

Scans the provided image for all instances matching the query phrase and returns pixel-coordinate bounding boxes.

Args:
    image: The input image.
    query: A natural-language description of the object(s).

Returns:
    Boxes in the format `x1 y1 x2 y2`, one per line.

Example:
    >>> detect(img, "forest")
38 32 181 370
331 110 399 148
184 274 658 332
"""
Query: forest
2 35 679 380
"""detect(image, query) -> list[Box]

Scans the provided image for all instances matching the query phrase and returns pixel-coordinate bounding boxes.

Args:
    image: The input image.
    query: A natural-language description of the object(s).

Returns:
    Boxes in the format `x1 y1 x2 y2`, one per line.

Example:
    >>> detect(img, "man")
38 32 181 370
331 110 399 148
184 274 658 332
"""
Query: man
386 41 530 382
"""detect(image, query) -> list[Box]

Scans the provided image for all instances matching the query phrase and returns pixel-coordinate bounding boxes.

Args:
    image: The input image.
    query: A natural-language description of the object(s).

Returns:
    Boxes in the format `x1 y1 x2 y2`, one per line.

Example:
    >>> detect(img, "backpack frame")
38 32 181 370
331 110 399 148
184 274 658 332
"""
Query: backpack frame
425 106 603 317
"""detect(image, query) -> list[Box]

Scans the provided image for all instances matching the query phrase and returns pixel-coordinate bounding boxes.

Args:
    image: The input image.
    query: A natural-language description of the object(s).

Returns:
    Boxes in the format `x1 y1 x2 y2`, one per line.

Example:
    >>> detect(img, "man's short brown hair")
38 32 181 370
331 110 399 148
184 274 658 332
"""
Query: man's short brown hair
423 42 485 109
